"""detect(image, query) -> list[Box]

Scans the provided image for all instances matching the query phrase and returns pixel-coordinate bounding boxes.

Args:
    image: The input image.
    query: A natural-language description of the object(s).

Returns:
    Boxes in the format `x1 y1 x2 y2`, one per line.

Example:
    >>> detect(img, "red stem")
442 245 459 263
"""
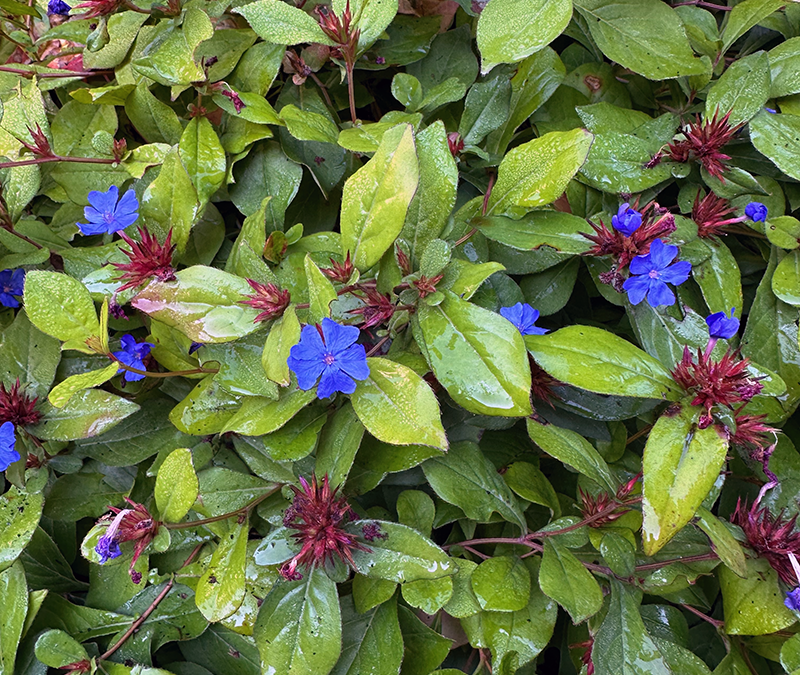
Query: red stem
0 155 117 169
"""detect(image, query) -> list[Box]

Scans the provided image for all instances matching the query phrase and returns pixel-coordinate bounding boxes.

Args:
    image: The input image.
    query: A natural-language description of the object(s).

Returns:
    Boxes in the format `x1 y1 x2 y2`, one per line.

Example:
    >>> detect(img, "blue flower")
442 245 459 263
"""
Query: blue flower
706 307 740 340
499 303 548 336
189 342 203 355
0 269 24 308
622 239 692 308
47 0 70 13
287 318 369 399
765 107 777 114
745 202 768 223
95 534 122 563
112 335 153 382
611 203 643 237
77 186 139 236
786 588 800 612
0 422 19 471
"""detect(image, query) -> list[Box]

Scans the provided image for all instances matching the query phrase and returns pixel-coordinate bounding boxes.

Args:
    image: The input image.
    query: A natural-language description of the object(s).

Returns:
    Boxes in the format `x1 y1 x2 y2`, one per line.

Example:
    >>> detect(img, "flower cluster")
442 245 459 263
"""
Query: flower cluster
287 318 369 399
78 186 139 236
623 239 691 308
112 335 153 383
279 475 370 581
94 499 160 583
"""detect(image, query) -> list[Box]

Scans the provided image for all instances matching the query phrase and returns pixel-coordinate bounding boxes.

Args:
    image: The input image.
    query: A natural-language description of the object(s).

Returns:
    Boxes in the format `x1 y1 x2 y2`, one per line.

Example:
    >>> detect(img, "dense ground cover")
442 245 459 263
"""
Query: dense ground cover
2 0 800 672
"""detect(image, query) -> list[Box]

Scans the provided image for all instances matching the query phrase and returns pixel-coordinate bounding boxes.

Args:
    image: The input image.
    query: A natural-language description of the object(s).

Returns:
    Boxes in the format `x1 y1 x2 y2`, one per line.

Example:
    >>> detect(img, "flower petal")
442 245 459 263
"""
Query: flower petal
335 343 369 380
622 275 651 305
648 238 678 269
83 206 107 224
109 210 139 231
646 280 676 307
78 221 111 236
659 260 692 286
88 186 119 213
287 353 326 390
0 292 20 308
629 253 653 276
116 189 139 216
317 365 356 398
321 318 360 354
0 421 19 471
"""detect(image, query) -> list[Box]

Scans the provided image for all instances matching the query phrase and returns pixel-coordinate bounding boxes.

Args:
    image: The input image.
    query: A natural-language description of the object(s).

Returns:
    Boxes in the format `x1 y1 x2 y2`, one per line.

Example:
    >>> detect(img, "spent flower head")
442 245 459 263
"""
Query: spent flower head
288 318 369 399
94 499 160 581
0 269 24 308
77 186 139 236
622 239 691 307
279 474 370 580
662 110 741 180
0 421 19 471
691 191 745 238
112 227 176 293
0 379 40 427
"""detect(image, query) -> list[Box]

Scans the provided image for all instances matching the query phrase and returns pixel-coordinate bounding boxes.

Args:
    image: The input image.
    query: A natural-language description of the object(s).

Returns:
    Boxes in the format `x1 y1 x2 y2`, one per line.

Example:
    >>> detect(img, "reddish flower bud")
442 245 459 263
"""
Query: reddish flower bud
0 379 40 427
413 274 443 299
349 287 395 328
396 245 412 276
447 132 464 157
321 251 355 283
240 279 291 323
20 125 54 159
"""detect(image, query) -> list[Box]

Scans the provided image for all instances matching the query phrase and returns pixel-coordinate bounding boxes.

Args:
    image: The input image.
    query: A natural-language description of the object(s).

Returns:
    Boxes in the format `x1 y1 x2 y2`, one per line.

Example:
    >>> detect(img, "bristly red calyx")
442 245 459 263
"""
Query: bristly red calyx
0 379 40 426
582 201 676 271
240 280 291 323
579 474 640 527
671 346 763 428
664 110 742 181
321 251 355 284
731 498 800 585
349 286 396 328
279 474 370 581
112 226 177 293
691 191 745 238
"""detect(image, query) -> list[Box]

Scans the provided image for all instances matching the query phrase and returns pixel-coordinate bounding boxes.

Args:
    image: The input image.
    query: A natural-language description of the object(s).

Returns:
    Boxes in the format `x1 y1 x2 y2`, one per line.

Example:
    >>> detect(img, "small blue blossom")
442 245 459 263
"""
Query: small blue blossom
47 0 70 13
112 335 153 382
500 303 548 336
0 269 24 308
189 342 203 355
765 107 777 114
706 307 740 340
0 421 19 471
622 239 692 308
786 588 800 612
77 185 139 236
745 202 768 223
95 534 122 563
611 203 643 237
287 318 369 399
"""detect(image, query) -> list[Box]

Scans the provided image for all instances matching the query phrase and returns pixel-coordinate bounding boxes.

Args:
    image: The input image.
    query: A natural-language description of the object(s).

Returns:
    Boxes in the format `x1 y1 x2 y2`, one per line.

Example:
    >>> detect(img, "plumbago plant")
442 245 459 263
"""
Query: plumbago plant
6 0 800 674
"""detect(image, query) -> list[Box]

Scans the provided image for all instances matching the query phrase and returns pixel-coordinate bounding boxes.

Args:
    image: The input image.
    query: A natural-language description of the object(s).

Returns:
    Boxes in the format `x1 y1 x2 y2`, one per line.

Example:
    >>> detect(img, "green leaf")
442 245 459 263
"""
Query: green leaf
689 238 743 315
401 576 453 614
442 560 481 618
479 558 557 667
574 0 707 80
281 104 340 144
125 82 184 145
197 520 249 622
169 375 242 435
254 566 342 675
263 305 301 387
720 557 795 635
526 418 618 493
769 37 800 98
44 473 126 521
401 122 458 266
0 562 27 675
642 404 729 555
155 448 199 523
0 310 60 397
593 580 672 675
32 389 139 441
351 357 446 450
332 594 403 675
352 574 397 613
750 110 800 181
458 73 512 145
475 211 593 254
34 628 87 669
417 291 532 416
140 147 200 253
471 556 530 612
0 488 43 574
346 520 455 583
525 325 680 399
503 461 561 517
772 250 800 306
335 0 398 53
486 128 593 218
47 362 119 408
304 255 337 323
223 387 316 436
695 507 747 578
23 271 100 353
422 441 527 530
201 333 279 398
539 539 603 623
396 490 435 536
705 51 770 126
579 131 674 193
315 402 365 486
234 0 333 46
341 124 420 270
398 606 451 675
721 0 784 53
132 266 261 343
179 117 226 206
765 215 800 250
476 0 572 74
